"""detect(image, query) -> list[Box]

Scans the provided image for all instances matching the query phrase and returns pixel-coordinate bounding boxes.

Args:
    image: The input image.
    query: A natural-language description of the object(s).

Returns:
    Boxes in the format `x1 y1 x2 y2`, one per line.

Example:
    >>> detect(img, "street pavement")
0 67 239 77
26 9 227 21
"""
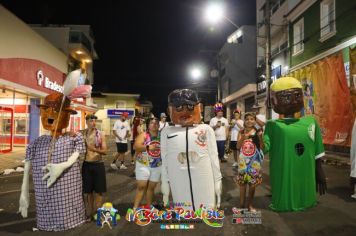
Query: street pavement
0 138 356 236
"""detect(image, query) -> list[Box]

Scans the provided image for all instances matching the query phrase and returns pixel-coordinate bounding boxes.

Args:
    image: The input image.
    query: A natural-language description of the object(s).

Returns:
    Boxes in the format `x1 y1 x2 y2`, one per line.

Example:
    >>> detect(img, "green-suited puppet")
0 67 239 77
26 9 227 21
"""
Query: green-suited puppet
263 77 327 212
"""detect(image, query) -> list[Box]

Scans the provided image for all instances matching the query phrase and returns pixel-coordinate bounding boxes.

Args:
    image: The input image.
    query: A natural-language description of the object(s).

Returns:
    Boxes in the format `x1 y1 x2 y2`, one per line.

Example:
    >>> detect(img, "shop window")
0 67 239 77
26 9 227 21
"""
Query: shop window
320 0 336 41
15 118 27 135
116 100 126 109
293 18 304 56
1 118 12 134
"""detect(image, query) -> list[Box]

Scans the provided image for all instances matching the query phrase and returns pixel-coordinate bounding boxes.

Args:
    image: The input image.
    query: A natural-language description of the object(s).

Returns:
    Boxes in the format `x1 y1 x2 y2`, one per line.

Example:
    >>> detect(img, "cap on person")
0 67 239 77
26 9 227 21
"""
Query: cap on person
160 113 167 118
37 93 77 114
85 114 98 120
214 102 224 113
168 89 199 107
233 108 241 114
121 112 129 118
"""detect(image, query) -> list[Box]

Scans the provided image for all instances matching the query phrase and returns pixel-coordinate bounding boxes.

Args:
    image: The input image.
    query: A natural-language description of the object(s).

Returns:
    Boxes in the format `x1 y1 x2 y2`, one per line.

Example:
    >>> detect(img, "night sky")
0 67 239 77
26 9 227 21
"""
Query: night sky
1 0 256 115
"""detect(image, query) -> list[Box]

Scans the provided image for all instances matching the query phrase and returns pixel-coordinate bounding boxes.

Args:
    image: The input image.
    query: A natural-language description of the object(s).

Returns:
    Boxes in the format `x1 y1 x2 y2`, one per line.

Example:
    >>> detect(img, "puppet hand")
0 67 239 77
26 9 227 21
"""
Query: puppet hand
42 162 68 188
161 181 170 207
18 190 29 218
215 180 222 208
316 158 327 195
42 152 80 188
18 160 30 218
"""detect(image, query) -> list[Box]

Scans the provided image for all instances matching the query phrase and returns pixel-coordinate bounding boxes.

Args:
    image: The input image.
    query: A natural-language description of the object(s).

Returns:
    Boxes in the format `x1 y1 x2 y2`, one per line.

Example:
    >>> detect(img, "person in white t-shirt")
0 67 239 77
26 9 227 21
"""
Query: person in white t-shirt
229 109 244 167
111 112 131 170
159 113 168 132
209 103 229 163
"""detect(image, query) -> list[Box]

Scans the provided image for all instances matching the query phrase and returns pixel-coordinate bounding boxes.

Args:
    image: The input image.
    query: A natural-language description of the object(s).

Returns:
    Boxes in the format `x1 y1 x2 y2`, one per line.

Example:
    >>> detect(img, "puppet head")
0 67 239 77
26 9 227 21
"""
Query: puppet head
270 77 304 117
168 89 201 126
38 93 76 135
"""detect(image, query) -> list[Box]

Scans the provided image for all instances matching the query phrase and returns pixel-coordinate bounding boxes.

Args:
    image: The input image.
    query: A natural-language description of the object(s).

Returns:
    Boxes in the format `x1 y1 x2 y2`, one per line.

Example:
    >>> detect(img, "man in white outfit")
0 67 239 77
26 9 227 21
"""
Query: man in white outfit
161 89 222 210
209 103 229 163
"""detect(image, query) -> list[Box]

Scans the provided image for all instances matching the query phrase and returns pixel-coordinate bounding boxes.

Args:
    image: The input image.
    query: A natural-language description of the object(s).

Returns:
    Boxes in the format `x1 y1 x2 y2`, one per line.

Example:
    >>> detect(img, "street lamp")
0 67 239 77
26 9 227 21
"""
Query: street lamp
202 1 272 118
190 67 203 80
202 2 240 102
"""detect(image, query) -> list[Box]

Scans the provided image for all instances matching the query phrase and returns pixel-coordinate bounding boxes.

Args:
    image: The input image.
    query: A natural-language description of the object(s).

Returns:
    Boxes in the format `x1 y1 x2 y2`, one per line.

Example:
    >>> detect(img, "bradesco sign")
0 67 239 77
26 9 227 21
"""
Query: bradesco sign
37 70 64 93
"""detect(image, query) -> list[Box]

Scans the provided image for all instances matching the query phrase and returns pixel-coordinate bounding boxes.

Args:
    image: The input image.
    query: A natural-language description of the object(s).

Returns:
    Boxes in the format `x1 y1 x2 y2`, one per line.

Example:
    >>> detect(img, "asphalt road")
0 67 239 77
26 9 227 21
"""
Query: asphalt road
0 142 355 236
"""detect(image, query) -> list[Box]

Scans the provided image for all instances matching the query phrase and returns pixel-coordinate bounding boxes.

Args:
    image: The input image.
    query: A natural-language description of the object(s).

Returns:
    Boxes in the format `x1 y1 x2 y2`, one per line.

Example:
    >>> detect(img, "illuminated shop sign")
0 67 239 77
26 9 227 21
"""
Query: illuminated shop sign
37 70 63 93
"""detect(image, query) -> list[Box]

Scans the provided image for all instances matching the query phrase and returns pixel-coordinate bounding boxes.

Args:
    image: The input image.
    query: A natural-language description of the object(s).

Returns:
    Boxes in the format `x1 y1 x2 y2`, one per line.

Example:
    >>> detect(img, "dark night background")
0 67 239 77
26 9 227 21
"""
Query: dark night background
0 0 256 115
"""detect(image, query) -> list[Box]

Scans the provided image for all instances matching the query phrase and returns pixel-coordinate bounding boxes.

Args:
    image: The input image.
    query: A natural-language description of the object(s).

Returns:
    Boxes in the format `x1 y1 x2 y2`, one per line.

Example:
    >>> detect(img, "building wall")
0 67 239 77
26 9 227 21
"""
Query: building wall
32 27 70 54
0 5 67 73
290 0 356 67
92 95 138 135
220 25 257 100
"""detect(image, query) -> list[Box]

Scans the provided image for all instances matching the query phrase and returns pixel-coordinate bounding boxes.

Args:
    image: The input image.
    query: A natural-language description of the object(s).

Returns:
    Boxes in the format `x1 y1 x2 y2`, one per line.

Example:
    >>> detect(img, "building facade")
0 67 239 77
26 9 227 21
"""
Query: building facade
220 25 257 119
286 0 356 151
92 93 140 135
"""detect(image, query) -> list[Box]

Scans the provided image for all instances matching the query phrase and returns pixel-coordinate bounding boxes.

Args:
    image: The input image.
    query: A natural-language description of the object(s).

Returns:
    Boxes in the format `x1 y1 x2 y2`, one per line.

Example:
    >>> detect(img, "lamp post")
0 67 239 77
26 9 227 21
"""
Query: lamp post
203 2 240 102
265 0 272 119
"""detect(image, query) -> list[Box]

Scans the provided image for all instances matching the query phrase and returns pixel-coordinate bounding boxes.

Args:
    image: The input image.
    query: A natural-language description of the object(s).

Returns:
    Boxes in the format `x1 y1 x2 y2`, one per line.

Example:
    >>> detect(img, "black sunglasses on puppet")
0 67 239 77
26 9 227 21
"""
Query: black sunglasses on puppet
168 89 201 126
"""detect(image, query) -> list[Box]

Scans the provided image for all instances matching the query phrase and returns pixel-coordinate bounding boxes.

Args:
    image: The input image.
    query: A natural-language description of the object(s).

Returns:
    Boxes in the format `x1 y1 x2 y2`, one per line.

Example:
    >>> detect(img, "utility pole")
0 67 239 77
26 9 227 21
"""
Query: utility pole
265 0 272 119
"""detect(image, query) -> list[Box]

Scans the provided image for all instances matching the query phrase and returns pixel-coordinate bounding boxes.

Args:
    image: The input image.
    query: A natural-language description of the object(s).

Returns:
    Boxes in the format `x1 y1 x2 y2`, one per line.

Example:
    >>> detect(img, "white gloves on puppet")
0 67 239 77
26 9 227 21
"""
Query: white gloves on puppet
18 151 80 218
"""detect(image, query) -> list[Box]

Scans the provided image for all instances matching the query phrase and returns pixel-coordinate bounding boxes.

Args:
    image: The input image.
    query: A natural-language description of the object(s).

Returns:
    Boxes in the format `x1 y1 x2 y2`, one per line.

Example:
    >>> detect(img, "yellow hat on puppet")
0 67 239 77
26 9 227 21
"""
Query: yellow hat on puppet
270 77 302 92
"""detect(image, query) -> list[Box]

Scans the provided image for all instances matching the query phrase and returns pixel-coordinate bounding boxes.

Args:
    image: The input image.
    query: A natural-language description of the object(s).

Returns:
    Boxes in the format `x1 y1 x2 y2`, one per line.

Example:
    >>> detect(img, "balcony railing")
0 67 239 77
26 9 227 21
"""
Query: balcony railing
69 31 92 53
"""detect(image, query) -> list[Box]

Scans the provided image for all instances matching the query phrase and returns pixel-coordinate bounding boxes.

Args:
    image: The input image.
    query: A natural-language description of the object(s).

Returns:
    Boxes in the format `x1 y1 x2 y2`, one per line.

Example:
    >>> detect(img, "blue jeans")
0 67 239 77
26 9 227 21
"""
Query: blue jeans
216 141 226 160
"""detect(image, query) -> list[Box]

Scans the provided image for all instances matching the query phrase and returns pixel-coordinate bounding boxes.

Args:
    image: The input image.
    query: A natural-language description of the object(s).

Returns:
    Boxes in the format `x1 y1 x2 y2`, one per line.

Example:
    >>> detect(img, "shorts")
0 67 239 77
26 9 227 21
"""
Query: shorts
229 141 238 150
135 161 161 182
82 161 107 194
116 143 128 153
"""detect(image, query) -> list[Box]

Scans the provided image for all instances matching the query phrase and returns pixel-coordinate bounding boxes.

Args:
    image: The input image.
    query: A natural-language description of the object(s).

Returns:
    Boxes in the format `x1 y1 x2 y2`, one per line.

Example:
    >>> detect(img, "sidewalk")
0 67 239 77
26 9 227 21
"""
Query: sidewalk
0 148 25 175
0 143 351 175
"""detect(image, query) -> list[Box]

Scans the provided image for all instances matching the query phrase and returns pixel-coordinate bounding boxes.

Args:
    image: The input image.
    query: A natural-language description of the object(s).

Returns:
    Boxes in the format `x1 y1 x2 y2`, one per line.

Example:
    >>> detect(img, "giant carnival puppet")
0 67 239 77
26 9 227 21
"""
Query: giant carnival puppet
18 70 92 231
160 89 222 210
263 76 327 212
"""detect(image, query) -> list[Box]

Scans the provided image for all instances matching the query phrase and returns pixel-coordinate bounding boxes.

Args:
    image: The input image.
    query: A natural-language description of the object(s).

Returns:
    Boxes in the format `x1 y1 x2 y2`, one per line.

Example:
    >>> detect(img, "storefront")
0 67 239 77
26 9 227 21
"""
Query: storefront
0 58 66 152
288 40 356 150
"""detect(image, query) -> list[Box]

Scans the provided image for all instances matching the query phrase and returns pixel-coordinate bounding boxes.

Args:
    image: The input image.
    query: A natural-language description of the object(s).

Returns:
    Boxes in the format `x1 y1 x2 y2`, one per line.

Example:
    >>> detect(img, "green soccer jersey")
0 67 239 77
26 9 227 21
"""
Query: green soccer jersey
263 116 325 212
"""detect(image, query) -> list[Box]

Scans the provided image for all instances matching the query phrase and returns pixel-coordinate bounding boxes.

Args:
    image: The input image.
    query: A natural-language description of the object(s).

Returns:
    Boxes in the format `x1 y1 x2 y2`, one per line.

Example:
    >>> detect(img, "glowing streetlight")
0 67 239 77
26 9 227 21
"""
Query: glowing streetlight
190 67 203 80
204 3 224 24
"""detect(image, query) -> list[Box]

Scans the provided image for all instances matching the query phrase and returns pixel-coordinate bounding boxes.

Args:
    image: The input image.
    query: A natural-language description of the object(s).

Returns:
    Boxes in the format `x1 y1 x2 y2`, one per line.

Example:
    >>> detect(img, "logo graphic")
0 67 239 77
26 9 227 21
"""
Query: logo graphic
126 205 224 228
195 130 207 147
167 134 178 139
96 202 120 229
147 140 161 158
295 143 305 156
241 140 256 157
232 207 262 225
308 123 315 141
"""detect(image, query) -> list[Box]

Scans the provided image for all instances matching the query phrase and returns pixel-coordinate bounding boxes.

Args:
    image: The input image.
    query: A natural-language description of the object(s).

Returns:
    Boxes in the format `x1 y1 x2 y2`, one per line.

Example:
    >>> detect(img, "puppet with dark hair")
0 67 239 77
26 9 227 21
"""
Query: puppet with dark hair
160 89 222 210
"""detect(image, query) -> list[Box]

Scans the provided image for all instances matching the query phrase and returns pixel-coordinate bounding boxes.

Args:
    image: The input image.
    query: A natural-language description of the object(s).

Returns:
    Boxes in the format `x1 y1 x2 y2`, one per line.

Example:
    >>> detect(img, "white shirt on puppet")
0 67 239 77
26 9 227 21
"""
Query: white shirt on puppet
160 124 222 209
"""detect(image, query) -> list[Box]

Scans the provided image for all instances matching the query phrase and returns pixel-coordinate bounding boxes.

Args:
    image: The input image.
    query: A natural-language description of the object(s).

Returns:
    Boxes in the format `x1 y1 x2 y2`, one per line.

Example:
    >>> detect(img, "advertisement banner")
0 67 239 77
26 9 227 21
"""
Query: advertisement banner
289 53 353 146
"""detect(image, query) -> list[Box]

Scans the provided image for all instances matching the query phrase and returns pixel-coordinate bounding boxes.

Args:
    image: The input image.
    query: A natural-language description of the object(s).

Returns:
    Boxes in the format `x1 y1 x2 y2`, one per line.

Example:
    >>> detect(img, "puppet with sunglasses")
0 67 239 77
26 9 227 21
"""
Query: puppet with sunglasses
160 89 222 211
263 77 327 212
18 93 86 231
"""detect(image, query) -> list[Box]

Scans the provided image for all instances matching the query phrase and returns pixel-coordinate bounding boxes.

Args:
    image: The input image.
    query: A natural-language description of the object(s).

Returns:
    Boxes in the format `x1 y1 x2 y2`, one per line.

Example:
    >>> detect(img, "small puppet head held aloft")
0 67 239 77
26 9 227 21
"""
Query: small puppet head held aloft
37 93 76 135
270 77 304 117
168 89 201 126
